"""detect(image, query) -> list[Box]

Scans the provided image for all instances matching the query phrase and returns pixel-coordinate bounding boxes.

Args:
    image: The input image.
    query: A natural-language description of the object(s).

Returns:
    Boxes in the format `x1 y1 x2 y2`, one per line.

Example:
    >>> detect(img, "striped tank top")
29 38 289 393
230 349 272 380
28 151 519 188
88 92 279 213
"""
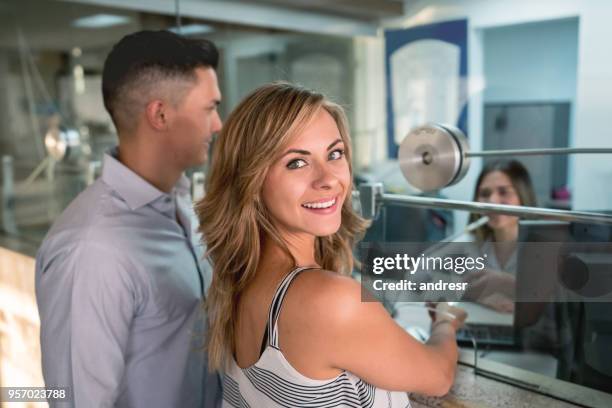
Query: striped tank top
223 267 411 407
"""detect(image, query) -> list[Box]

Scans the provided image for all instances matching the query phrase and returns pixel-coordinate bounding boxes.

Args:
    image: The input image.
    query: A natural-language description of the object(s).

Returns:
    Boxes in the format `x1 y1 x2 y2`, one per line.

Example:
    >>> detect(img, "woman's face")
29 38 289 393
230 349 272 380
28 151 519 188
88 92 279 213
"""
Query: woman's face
261 109 350 241
477 170 521 232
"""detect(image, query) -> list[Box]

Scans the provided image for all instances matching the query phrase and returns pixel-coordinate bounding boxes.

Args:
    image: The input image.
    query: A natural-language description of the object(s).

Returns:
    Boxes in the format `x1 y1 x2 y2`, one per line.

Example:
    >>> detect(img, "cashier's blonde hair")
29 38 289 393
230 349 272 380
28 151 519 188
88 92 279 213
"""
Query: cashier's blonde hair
196 82 368 371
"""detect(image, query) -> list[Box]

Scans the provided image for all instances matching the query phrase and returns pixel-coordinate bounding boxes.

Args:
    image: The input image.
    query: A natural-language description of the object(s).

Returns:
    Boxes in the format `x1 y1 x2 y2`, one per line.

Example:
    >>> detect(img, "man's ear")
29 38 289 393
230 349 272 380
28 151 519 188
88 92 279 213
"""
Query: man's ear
144 100 170 131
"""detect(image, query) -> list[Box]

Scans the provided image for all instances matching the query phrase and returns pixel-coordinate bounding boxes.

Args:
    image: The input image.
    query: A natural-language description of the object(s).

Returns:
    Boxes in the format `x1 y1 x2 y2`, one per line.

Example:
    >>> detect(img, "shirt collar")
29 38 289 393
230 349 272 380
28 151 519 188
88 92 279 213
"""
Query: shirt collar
174 173 191 196
101 147 190 210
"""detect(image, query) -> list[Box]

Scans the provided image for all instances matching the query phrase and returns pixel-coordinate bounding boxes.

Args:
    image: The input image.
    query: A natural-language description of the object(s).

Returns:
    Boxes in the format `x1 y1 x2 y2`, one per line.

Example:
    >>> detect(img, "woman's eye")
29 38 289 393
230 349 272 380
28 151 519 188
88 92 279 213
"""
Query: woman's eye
329 149 345 160
478 189 492 198
287 158 307 169
498 187 514 197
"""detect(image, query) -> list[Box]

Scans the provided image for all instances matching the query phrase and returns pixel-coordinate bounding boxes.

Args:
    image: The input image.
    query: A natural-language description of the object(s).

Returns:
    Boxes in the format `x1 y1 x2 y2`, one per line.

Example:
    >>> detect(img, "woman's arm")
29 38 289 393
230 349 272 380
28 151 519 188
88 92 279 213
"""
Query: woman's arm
281 270 466 396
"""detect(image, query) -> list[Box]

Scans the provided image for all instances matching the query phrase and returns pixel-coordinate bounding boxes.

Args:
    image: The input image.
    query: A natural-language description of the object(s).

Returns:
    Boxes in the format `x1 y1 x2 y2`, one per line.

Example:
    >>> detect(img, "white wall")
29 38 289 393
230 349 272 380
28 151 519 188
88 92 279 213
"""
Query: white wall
483 18 578 104
482 18 579 195
571 1 612 211
353 37 386 171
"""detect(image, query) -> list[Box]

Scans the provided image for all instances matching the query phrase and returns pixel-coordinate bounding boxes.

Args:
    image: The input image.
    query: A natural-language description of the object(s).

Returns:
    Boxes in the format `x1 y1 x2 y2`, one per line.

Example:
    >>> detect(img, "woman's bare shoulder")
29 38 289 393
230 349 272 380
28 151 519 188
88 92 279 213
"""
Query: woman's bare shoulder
285 269 379 327
293 268 360 297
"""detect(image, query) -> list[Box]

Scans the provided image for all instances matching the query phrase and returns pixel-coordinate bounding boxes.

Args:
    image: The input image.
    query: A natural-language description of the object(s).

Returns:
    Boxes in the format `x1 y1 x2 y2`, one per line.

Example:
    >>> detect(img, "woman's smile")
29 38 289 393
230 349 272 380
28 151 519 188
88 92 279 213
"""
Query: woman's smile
301 195 341 214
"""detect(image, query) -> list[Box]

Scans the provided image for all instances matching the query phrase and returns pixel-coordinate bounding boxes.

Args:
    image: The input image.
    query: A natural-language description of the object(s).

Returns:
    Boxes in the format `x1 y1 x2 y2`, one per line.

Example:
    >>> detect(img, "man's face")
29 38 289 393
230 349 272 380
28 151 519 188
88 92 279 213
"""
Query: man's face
167 67 222 169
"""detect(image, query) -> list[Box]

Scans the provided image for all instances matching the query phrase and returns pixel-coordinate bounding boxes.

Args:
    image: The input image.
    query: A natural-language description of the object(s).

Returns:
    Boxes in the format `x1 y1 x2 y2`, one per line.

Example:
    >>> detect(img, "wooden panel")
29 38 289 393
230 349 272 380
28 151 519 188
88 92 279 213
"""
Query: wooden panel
0 246 46 408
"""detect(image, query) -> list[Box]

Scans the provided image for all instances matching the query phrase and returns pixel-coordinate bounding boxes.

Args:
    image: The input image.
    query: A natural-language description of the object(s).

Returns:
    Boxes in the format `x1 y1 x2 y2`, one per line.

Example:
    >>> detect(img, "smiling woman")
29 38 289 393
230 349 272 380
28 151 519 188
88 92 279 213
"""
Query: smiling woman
196 82 466 407
262 108 350 238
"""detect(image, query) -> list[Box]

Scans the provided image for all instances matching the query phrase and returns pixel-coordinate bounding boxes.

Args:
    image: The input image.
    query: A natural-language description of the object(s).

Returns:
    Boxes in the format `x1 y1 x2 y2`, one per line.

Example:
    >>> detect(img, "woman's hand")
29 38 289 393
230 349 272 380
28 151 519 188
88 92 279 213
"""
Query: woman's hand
427 302 467 331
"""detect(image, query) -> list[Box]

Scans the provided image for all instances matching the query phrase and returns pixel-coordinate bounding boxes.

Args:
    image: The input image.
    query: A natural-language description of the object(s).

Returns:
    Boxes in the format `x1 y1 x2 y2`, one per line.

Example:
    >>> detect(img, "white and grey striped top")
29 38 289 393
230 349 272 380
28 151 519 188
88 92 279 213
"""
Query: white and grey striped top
223 267 411 408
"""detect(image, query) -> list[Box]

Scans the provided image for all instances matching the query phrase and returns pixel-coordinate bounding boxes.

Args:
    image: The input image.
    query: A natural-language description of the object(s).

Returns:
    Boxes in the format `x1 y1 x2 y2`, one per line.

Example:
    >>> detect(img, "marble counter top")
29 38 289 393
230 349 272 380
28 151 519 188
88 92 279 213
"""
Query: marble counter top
410 364 580 408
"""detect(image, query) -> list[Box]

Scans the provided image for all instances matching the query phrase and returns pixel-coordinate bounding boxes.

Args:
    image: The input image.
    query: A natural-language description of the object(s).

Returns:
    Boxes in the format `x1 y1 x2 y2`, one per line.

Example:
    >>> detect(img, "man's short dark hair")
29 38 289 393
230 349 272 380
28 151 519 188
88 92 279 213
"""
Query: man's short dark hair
102 30 219 133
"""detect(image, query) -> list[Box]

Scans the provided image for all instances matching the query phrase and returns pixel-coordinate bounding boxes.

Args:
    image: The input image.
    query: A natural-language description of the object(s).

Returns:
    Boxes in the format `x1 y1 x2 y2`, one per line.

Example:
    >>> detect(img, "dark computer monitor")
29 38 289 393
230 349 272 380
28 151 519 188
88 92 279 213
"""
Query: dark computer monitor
514 220 571 329
565 219 612 393
515 219 612 394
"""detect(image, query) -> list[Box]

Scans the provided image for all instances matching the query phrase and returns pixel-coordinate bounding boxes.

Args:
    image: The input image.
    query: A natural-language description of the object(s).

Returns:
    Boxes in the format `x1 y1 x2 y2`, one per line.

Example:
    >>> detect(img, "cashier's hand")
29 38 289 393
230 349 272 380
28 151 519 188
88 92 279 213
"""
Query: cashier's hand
461 269 516 313
426 302 467 331
478 293 515 314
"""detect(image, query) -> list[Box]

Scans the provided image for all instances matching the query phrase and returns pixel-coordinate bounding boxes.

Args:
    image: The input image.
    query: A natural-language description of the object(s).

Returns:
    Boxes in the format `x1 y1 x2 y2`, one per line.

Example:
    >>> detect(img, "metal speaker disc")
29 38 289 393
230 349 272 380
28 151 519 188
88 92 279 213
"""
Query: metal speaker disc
44 126 82 162
398 124 470 191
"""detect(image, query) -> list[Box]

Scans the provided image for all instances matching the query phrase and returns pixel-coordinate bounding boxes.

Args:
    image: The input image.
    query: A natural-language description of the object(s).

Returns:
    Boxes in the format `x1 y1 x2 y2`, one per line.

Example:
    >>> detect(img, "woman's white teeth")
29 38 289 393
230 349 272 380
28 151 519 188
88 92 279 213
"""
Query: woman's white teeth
302 198 336 209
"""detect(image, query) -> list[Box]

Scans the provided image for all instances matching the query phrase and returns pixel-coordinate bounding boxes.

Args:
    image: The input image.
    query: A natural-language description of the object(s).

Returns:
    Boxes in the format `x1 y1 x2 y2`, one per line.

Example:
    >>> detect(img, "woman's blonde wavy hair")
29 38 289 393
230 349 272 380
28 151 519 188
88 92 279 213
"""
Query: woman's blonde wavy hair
196 82 369 371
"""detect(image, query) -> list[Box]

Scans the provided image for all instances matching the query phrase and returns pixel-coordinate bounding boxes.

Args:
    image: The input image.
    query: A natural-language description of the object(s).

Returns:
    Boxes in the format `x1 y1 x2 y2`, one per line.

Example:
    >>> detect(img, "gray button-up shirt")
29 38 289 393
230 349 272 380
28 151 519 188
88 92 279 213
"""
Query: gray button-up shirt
35 148 220 407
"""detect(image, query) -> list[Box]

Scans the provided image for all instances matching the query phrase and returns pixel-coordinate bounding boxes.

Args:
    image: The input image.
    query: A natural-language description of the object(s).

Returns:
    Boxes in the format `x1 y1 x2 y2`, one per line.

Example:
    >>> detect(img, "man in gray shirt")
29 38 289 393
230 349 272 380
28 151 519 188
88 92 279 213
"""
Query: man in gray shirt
35 30 222 407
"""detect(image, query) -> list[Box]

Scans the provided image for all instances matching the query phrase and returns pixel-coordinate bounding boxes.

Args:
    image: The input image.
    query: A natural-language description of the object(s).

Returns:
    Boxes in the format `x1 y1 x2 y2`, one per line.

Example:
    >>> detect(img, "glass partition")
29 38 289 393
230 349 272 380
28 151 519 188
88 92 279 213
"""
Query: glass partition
354 12 612 404
363 206 612 401
0 0 356 247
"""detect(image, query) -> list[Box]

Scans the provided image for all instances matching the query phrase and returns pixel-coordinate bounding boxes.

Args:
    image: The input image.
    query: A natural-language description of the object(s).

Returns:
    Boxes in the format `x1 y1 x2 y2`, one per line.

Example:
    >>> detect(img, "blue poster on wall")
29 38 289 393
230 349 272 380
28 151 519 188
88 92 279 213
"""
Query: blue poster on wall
385 19 468 158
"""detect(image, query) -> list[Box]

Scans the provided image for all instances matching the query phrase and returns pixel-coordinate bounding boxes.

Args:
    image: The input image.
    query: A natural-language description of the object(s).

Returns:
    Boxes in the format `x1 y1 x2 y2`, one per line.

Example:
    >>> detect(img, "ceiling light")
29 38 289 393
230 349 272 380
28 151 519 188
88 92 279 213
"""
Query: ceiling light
72 14 131 29
169 24 214 36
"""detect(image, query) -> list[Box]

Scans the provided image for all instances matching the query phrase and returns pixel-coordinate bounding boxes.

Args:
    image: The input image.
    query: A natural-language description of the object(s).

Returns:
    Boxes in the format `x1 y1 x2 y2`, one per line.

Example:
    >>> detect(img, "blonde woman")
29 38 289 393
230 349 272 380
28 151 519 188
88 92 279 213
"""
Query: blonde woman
197 82 466 407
